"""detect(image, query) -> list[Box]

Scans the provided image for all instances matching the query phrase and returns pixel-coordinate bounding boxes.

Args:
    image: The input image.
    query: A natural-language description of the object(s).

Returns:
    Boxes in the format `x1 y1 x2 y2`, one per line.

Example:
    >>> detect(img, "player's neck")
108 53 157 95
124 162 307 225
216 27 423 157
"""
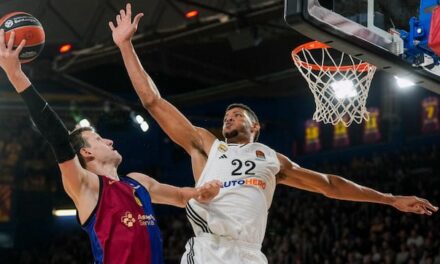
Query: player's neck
87 162 119 180
225 136 252 144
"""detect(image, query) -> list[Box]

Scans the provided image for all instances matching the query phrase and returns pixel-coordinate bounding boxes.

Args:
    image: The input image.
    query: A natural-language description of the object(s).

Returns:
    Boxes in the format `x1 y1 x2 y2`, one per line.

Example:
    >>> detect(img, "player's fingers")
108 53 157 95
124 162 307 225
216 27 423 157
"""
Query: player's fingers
7 31 15 51
108 21 116 31
415 208 424 214
422 200 438 212
116 15 121 25
209 180 219 187
0 29 5 49
120 9 126 18
126 3 132 17
415 200 435 212
199 187 206 194
414 204 427 214
133 13 144 26
422 204 434 214
14 39 26 55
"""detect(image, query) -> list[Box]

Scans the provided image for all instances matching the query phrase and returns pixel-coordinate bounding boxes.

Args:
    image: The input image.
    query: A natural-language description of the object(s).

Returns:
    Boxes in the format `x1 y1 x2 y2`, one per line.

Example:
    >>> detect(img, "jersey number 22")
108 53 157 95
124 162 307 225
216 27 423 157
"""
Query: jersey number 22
231 159 256 176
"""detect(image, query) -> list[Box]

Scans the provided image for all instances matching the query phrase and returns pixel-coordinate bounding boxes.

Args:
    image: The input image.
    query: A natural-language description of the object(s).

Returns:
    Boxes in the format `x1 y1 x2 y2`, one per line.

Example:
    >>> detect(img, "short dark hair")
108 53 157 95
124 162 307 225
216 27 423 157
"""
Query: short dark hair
69 126 95 168
226 103 260 141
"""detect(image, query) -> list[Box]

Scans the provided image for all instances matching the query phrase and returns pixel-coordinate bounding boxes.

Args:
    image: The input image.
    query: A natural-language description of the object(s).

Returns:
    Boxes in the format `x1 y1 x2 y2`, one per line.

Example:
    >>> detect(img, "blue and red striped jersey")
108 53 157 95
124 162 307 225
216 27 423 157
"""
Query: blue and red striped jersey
82 175 163 264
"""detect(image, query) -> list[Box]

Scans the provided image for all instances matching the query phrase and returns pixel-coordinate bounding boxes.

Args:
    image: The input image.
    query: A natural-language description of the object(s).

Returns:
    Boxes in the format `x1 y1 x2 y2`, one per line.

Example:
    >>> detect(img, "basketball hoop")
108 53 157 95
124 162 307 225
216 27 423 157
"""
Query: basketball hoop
291 41 377 127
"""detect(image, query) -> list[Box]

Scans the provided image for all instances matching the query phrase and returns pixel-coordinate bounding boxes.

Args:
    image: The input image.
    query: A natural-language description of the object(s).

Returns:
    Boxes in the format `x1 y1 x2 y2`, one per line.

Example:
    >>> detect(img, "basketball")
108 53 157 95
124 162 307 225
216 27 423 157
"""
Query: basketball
0 12 45 63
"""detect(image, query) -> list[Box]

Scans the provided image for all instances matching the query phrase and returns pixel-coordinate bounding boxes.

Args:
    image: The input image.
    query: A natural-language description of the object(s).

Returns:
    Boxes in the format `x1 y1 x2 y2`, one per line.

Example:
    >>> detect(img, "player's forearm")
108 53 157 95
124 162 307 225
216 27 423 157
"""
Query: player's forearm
179 187 198 206
6 68 31 93
19 84 75 163
149 182 196 208
325 174 396 206
118 42 161 108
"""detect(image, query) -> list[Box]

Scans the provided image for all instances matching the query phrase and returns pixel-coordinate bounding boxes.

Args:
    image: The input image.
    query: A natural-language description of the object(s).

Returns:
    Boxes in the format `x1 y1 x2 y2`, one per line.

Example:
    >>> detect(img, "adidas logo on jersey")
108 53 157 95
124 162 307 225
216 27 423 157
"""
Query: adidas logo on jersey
219 154 228 159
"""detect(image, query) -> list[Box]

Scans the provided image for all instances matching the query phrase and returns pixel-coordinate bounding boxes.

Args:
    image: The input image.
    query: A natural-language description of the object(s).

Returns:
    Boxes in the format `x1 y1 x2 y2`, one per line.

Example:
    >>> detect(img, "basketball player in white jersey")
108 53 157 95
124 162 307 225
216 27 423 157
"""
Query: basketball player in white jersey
109 4 438 263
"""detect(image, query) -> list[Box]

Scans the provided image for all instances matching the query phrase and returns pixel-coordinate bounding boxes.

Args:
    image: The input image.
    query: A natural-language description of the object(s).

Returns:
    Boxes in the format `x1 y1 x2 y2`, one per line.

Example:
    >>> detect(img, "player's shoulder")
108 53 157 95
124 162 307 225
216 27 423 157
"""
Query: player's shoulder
249 141 269 147
125 172 156 191
193 126 218 154
195 127 218 143
126 172 154 184
248 141 276 152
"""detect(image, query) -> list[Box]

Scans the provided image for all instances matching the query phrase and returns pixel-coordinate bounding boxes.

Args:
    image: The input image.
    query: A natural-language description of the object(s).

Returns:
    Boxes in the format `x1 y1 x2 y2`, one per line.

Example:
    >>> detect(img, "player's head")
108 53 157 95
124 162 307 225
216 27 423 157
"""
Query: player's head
69 127 122 169
223 103 260 142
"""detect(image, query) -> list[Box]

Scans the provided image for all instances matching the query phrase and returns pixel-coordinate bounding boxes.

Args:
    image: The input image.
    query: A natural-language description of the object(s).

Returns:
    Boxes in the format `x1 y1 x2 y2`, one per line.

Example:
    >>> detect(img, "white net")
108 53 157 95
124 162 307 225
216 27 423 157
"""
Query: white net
292 41 377 127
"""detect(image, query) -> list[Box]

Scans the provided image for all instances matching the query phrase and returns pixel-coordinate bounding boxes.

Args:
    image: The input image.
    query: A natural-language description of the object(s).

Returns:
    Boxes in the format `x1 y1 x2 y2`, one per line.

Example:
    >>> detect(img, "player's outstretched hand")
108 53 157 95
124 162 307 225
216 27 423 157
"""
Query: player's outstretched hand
0 29 26 75
109 3 144 47
194 180 222 204
392 195 438 215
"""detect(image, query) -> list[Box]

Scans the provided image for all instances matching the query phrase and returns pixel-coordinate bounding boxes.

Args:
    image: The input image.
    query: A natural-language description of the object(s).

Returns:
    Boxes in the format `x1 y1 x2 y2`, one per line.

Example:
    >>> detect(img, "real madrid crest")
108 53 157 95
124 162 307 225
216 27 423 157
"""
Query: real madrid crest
218 143 228 153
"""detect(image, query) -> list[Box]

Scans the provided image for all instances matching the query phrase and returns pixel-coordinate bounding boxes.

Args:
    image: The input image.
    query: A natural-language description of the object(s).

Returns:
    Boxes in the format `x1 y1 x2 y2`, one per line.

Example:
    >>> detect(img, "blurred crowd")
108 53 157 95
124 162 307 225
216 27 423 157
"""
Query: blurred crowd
0 117 58 191
0 116 439 263
263 146 440 264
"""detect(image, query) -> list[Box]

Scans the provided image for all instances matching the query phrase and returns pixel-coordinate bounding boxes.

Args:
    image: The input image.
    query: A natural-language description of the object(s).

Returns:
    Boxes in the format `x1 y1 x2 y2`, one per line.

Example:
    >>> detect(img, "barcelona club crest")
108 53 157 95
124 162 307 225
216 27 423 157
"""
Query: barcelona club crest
121 211 136 228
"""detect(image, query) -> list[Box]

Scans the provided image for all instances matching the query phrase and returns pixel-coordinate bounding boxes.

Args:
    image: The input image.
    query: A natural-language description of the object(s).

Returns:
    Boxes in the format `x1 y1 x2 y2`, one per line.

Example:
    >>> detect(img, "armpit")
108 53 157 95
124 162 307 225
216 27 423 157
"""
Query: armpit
275 172 287 183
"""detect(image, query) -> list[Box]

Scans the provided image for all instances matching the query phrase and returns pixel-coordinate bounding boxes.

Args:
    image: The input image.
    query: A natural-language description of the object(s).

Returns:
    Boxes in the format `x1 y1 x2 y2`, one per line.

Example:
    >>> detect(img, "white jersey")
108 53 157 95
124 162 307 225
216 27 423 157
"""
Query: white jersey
186 139 280 245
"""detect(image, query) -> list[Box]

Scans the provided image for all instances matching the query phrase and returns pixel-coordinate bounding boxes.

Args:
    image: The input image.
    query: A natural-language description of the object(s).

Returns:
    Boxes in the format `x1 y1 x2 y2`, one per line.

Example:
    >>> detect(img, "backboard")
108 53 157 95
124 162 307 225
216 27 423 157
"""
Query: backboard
284 0 440 94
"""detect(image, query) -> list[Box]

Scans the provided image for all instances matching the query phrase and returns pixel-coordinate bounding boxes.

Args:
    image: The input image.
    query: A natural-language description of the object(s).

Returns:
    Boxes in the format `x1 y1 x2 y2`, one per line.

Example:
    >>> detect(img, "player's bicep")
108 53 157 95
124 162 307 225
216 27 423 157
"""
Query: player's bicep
147 99 216 153
276 153 331 194
58 156 96 201
138 176 185 207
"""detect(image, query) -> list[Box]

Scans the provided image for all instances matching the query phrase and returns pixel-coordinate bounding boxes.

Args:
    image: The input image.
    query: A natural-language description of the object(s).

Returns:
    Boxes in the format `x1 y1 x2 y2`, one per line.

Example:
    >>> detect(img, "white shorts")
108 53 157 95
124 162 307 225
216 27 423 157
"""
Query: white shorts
180 233 267 264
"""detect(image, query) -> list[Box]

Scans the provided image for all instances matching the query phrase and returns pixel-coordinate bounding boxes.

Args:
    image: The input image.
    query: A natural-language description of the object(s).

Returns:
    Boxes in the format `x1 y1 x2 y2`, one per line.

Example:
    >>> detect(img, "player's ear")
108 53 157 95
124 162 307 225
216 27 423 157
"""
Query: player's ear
80 147 93 158
251 122 260 134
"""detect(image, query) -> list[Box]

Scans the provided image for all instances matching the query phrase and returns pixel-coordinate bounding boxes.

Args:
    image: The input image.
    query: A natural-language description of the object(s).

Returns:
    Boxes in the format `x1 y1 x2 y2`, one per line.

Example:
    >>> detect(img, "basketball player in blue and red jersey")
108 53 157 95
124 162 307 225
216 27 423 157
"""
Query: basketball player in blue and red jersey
0 29 221 264
112 4 438 263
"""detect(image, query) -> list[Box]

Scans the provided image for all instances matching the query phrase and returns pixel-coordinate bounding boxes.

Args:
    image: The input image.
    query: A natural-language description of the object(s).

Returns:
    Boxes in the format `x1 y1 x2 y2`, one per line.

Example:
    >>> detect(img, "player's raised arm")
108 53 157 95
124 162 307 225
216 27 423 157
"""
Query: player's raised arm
109 4 216 154
0 29 95 204
276 153 438 215
128 173 221 207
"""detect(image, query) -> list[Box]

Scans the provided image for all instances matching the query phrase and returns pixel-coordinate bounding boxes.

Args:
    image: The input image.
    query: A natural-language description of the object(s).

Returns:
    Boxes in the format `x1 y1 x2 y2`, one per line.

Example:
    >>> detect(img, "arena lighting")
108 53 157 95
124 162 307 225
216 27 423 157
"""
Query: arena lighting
52 209 76 217
78 119 91 127
59 44 72 53
135 114 144 124
331 80 357 99
185 10 199 19
140 121 149 132
394 76 415 89
130 112 149 132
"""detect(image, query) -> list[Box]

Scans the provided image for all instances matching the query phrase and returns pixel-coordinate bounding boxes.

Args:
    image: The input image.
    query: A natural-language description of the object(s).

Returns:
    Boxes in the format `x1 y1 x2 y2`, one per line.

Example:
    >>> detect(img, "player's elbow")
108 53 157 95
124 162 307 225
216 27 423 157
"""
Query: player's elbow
141 96 160 109
322 175 344 199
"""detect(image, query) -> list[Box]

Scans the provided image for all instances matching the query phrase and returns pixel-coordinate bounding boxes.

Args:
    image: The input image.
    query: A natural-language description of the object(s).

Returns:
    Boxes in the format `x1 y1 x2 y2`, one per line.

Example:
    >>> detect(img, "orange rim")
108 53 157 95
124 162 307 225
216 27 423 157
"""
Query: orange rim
291 41 372 72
